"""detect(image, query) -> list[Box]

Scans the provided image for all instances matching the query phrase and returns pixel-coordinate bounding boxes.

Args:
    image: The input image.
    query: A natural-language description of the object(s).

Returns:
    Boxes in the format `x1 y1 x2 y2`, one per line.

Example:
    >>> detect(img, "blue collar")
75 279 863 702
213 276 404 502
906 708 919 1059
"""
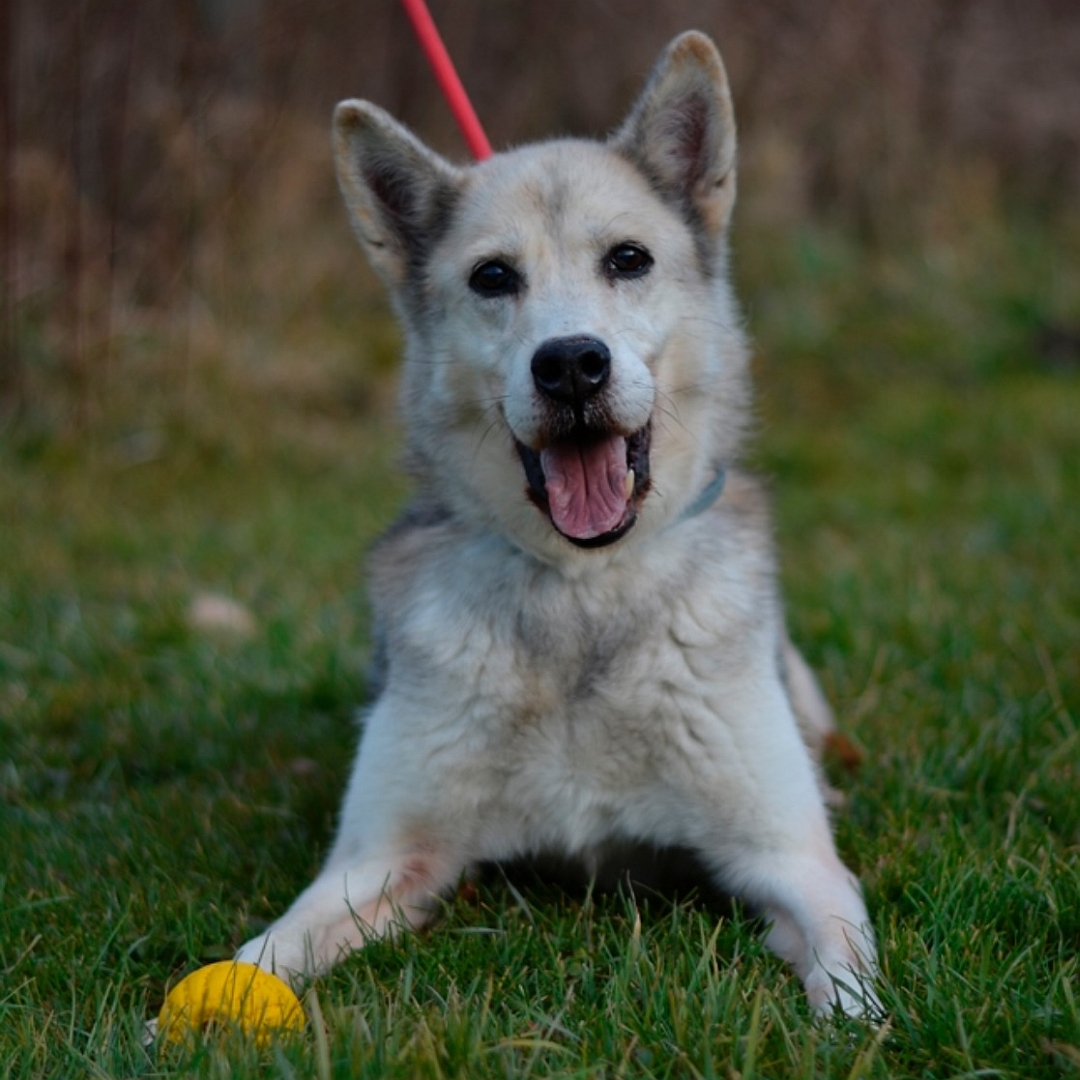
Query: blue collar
679 466 727 522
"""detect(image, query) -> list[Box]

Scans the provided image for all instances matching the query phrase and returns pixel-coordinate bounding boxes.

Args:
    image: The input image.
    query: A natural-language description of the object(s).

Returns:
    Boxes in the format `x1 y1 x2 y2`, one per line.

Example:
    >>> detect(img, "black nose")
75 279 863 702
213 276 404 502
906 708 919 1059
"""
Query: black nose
531 336 612 406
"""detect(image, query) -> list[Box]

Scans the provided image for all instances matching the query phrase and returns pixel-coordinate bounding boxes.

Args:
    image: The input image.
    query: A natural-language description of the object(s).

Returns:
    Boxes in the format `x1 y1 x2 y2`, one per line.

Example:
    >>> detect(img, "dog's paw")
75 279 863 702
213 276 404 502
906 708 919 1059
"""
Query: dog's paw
235 930 313 988
806 967 883 1022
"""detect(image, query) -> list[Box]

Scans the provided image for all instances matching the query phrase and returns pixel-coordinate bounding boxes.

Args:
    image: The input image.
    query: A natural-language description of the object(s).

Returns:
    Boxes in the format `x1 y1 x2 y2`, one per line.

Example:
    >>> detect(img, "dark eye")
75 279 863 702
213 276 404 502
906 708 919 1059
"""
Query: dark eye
605 243 653 279
469 259 521 297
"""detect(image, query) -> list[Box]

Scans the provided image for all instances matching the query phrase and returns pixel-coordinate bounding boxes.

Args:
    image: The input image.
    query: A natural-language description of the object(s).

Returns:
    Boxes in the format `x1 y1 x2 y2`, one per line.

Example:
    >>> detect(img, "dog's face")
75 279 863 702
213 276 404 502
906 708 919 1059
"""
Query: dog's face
334 33 750 564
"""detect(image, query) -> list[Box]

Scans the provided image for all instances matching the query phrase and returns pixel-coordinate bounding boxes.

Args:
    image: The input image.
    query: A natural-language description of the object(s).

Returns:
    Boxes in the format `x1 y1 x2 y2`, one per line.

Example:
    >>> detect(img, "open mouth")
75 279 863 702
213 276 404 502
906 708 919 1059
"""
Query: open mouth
516 422 652 548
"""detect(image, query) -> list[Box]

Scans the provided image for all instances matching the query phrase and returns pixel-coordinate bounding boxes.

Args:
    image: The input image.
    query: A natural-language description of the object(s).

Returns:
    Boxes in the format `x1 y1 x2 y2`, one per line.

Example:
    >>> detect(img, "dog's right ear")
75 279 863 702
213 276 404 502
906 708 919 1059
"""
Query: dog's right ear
333 101 463 288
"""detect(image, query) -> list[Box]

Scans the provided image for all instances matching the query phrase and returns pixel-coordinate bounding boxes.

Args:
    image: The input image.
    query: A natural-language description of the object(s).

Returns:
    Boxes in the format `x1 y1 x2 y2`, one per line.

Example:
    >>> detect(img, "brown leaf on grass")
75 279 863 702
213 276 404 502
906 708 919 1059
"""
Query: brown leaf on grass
187 592 257 639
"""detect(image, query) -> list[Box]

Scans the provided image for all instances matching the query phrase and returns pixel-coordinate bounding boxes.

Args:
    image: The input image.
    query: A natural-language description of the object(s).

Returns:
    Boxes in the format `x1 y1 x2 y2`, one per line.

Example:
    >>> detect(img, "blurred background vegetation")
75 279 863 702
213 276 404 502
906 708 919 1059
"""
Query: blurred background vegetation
1 0 1079 437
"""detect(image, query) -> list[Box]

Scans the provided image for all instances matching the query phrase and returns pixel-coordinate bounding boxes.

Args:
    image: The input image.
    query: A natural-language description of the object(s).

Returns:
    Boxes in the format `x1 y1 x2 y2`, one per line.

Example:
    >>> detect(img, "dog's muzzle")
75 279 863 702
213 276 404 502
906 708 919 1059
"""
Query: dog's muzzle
516 336 652 548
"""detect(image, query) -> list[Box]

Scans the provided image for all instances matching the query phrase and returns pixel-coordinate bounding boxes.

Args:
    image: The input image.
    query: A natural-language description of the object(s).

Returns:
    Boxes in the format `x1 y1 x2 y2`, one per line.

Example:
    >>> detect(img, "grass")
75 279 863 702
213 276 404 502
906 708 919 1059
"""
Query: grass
1 212 1078 1078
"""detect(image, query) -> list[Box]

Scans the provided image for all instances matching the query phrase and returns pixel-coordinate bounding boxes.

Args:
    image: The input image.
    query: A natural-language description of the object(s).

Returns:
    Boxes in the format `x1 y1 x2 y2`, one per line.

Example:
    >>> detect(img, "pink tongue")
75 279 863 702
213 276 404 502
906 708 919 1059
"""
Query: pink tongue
540 436 629 540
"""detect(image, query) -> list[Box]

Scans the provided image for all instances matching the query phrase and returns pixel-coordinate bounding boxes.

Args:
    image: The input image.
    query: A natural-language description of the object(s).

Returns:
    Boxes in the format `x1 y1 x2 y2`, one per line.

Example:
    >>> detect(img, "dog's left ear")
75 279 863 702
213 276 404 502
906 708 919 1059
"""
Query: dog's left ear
612 32 737 242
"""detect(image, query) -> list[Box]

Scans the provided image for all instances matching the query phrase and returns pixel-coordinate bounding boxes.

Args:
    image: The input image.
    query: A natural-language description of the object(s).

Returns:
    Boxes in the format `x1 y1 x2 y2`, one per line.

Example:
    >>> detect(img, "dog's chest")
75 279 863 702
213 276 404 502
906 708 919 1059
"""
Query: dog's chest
388 540 758 831
470 592 765 856
370 514 782 852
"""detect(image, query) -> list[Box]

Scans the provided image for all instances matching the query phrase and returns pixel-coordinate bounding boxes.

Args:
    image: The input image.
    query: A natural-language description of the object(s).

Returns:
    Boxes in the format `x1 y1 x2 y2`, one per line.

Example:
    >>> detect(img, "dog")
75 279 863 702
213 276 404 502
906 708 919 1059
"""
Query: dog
236 30 879 1017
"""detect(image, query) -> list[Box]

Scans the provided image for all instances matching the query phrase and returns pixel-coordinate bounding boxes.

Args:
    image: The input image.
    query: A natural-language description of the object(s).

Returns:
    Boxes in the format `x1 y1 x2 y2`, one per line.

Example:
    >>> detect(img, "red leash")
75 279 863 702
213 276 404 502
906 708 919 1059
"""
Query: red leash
398 0 492 160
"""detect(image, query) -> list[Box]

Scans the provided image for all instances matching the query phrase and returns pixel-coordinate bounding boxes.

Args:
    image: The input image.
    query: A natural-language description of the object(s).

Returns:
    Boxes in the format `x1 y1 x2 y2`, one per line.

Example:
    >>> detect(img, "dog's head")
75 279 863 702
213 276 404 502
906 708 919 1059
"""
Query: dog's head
333 32 750 564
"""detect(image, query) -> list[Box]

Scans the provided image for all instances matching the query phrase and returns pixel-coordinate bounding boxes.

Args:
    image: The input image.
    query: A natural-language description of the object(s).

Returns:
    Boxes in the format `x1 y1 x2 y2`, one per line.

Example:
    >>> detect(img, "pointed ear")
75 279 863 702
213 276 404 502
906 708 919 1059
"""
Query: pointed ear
332 100 463 288
611 32 737 242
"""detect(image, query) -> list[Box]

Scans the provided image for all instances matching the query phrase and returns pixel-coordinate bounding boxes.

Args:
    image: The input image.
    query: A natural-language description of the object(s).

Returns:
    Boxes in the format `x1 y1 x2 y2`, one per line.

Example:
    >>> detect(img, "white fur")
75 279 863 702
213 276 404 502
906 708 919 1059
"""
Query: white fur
237 31 880 1019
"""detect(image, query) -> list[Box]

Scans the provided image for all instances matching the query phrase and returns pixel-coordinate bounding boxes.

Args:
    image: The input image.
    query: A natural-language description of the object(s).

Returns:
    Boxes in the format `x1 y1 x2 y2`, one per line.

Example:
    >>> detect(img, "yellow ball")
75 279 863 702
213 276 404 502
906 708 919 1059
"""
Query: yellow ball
157 960 305 1046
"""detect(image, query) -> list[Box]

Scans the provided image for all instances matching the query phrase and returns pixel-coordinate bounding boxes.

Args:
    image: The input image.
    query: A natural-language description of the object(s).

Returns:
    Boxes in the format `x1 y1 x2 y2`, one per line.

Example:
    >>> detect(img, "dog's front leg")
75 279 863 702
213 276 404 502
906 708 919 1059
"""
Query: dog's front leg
724 836 880 1017
679 682 880 1017
236 697 469 986
235 845 461 985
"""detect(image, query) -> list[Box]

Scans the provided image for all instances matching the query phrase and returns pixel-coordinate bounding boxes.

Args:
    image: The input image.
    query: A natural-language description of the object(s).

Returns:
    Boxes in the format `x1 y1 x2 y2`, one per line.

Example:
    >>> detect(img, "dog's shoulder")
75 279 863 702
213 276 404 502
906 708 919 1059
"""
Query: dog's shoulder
374 494 457 548
706 467 772 532
368 494 460 599
679 466 776 580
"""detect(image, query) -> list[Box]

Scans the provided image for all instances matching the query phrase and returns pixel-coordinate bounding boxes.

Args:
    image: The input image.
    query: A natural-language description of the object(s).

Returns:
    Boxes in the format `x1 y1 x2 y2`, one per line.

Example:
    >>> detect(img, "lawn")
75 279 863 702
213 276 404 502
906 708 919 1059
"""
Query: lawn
1 215 1078 1078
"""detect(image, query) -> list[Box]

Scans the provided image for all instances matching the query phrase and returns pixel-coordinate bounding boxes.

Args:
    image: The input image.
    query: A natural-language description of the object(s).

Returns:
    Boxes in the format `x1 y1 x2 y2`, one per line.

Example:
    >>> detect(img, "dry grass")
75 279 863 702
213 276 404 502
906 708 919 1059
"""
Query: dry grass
5 0 1080 423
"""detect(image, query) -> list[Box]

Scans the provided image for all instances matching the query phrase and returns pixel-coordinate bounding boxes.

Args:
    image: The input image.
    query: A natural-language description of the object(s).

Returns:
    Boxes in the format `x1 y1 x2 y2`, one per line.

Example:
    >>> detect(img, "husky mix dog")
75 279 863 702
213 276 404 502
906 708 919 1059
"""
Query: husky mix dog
237 31 879 1016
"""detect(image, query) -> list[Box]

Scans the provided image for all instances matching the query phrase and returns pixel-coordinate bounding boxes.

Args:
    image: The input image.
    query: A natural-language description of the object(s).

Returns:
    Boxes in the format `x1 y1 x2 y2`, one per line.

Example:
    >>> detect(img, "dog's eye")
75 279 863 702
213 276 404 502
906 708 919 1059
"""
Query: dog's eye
469 259 521 297
605 243 653 280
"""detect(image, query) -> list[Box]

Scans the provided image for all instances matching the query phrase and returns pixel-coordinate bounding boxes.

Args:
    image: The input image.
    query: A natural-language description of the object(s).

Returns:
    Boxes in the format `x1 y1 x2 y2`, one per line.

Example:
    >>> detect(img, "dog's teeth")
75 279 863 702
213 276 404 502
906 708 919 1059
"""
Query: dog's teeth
624 469 635 500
